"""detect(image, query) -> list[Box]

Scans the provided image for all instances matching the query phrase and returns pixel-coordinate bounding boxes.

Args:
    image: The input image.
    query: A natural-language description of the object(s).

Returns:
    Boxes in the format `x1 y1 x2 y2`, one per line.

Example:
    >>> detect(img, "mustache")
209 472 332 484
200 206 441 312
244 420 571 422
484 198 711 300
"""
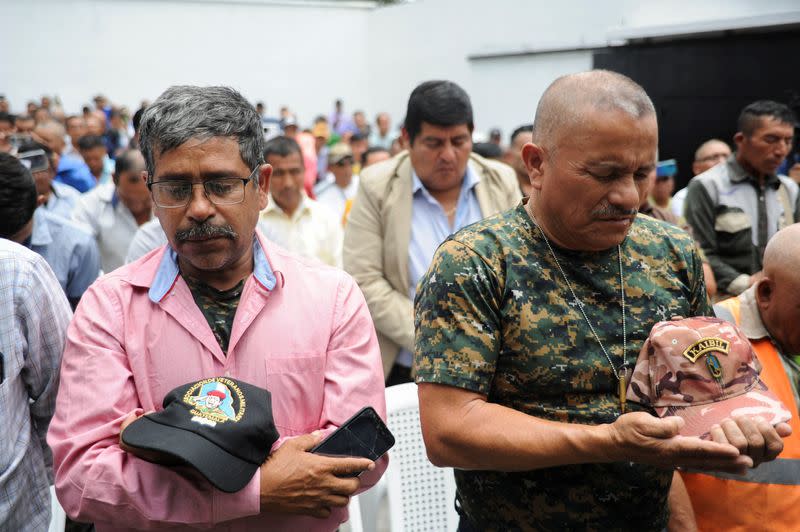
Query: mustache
591 204 638 218
175 222 238 242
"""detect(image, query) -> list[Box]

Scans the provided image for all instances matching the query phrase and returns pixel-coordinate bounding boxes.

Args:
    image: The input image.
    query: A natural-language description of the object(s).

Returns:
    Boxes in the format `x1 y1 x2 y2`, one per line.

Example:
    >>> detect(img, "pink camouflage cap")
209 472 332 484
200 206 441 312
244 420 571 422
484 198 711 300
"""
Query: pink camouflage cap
626 316 791 438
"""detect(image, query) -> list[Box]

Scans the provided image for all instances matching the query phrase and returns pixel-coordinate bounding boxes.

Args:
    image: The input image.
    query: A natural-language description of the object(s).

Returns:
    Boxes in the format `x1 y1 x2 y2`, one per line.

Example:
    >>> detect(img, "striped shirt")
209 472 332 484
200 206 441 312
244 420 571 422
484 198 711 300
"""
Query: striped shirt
0 239 72 531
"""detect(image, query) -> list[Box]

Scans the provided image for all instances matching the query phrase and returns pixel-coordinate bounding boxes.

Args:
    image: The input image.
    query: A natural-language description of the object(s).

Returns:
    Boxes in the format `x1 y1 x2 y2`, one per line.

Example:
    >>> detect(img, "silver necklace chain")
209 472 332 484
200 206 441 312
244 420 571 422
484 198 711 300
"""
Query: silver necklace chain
530 214 627 381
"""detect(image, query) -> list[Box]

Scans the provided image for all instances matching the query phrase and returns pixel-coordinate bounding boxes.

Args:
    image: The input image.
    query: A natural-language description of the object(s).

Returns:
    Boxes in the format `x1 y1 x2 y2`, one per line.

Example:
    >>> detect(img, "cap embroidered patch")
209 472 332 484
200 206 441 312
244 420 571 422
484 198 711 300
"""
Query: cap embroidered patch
682 337 730 363
184 378 245 427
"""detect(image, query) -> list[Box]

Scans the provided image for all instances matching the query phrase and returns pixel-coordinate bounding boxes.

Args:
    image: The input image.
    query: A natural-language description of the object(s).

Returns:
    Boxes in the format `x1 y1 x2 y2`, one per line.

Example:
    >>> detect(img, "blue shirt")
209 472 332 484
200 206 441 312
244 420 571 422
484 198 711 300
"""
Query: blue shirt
43 181 81 220
0 239 71 531
29 209 101 306
397 165 482 367
55 153 95 193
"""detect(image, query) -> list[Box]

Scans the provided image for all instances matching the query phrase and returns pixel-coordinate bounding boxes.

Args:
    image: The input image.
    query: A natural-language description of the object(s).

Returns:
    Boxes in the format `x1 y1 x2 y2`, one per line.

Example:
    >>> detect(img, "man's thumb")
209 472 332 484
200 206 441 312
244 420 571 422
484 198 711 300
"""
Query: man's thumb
648 415 685 439
291 431 325 451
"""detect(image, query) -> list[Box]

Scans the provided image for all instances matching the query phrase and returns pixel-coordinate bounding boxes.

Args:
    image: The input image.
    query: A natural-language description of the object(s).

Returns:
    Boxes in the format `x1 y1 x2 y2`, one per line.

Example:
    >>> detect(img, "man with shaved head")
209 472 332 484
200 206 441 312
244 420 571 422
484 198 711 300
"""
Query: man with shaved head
34 120 95 192
679 223 800 530
415 70 788 530
671 139 732 219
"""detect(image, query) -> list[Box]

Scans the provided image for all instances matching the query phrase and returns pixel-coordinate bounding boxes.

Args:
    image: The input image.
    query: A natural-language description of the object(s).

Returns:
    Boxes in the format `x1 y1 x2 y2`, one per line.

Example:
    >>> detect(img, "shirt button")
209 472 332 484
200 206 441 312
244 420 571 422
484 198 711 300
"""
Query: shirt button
224 371 231 377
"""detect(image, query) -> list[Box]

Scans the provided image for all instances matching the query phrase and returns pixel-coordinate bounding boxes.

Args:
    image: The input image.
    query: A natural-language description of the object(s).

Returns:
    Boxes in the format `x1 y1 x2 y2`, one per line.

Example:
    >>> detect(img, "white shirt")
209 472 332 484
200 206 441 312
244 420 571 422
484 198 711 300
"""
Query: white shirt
126 218 168 263
72 183 152 272
314 174 360 224
259 195 343 268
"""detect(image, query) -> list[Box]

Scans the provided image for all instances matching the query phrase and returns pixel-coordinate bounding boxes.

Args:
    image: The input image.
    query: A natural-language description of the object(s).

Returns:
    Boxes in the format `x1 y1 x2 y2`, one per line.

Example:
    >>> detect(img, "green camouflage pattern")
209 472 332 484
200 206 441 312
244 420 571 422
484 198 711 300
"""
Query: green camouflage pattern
184 275 245 354
414 204 712 531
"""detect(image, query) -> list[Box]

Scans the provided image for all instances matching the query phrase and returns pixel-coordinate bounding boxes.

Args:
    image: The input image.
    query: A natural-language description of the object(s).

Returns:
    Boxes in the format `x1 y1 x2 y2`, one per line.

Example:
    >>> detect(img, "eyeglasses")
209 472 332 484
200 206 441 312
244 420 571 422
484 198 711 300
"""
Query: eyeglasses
147 166 259 208
695 152 729 164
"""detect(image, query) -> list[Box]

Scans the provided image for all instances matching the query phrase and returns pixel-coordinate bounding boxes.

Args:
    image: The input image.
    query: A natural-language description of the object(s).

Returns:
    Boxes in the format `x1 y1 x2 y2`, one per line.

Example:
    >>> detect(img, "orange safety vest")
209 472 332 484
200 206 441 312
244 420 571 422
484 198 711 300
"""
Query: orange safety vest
680 296 800 532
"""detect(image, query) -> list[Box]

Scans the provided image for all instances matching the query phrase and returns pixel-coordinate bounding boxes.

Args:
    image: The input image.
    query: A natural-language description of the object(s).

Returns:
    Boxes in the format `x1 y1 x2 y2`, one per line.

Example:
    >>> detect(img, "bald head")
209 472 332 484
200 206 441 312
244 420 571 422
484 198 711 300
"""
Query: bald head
693 139 731 175
763 224 800 277
757 223 800 355
531 70 655 150
34 121 66 154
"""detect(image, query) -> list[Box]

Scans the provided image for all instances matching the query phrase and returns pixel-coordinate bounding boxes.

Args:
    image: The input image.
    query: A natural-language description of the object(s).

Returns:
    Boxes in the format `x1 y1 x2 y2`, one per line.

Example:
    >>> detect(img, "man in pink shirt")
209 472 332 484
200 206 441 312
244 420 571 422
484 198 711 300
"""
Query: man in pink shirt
47 85 387 531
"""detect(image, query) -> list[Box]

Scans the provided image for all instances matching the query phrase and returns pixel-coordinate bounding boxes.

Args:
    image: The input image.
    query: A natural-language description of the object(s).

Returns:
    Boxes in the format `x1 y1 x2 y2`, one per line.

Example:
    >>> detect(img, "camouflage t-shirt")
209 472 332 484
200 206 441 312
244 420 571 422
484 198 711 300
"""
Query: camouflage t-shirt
184 275 245 355
414 203 712 531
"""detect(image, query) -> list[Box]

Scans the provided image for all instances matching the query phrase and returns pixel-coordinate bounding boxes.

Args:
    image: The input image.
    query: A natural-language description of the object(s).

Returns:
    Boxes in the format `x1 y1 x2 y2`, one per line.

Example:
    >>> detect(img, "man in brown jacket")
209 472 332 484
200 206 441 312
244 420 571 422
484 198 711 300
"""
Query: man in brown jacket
343 80 520 384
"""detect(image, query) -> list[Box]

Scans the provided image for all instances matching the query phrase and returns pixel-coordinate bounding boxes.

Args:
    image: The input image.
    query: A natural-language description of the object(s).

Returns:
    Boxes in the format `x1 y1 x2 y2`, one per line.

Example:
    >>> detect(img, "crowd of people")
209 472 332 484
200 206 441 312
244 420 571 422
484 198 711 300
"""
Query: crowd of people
0 68 799 532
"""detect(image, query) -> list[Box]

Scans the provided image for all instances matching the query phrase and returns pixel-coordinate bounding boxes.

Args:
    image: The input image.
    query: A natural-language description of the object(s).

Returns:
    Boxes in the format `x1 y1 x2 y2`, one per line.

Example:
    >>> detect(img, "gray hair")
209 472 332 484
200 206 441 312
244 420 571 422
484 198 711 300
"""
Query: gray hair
138 85 264 176
532 70 655 150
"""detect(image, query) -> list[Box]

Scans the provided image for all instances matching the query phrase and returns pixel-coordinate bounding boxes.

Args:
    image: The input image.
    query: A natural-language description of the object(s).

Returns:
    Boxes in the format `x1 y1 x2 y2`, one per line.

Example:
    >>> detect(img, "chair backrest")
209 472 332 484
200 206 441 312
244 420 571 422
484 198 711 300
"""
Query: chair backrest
346 493 365 532
384 382 458 532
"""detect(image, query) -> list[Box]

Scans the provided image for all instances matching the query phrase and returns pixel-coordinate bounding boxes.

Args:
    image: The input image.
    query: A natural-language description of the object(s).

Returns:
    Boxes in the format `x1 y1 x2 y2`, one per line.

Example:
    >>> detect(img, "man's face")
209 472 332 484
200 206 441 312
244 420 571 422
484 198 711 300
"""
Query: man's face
0 99 8 113
526 108 657 251
115 152 151 218
651 175 674 205
16 118 35 134
152 136 268 273
330 157 353 183
354 112 367 129
693 140 731 175
34 108 50 124
736 117 794 177
81 146 107 178
86 116 105 136
364 150 390 168
283 125 298 138
206 395 222 409
32 167 56 197
267 151 304 214
760 271 800 355
405 122 472 193
0 120 12 152
351 138 368 160
377 114 390 135
66 117 87 141
504 130 533 194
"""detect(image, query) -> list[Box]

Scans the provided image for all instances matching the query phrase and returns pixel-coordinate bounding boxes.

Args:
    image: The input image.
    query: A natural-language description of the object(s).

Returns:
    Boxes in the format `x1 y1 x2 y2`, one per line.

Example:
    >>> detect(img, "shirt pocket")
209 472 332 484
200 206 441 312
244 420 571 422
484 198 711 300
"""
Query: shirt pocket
265 354 326 434
714 208 752 253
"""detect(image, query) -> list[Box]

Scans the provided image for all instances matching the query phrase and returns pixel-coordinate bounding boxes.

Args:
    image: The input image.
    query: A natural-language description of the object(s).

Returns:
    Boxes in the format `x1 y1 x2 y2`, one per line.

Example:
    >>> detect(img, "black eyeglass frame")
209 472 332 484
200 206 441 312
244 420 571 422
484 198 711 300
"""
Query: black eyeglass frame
146 164 261 208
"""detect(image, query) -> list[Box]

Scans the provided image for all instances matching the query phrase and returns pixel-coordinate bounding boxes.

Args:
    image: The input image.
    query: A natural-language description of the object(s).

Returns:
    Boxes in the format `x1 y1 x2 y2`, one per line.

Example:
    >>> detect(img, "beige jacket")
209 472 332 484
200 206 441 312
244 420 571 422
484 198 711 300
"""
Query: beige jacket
343 150 521 378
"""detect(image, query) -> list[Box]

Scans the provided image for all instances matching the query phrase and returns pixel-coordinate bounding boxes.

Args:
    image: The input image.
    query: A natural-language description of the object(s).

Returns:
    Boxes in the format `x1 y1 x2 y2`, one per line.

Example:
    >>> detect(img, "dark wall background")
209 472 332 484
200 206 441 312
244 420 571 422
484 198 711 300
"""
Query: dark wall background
593 29 800 191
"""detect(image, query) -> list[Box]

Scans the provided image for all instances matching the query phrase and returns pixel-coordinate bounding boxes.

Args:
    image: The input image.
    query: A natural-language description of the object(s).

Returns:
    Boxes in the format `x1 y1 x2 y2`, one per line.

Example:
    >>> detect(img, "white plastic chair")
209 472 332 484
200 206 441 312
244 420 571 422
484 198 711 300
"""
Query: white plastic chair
383 382 459 532
344 494 365 532
49 485 67 532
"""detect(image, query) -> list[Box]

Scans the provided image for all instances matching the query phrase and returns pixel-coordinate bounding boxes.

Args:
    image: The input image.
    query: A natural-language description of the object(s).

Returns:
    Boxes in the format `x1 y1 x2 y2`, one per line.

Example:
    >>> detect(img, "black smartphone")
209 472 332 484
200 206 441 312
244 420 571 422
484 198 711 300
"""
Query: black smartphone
311 406 395 463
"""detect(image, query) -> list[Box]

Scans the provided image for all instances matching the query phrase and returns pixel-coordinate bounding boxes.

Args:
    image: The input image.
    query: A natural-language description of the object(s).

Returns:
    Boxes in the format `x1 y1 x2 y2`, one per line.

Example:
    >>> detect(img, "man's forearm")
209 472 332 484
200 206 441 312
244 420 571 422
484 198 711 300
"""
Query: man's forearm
419 386 613 471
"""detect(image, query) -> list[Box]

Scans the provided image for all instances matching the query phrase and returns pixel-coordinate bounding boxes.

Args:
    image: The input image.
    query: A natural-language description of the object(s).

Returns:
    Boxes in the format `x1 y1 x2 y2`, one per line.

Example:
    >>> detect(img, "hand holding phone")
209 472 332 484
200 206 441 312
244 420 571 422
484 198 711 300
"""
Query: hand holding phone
311 406 395 463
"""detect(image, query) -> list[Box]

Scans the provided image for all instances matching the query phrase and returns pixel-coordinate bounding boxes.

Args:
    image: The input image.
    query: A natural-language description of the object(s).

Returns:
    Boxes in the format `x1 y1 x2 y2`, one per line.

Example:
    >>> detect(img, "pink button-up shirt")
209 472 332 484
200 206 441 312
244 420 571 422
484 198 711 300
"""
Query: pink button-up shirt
48 231 387 531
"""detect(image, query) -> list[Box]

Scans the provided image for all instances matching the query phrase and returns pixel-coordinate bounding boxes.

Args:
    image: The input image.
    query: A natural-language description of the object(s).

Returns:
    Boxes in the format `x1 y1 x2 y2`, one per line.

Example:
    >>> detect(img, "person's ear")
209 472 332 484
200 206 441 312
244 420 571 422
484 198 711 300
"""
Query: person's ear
36 194 46 207
401 127 411 147
733 132 745 149
755 277 774 311
522 142 546 191
257 164 272 210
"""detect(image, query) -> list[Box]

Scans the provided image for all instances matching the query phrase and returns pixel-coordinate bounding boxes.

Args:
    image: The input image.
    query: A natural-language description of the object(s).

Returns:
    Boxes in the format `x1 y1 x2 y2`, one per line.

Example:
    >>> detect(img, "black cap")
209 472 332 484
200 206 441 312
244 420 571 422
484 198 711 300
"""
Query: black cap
121 377 279 493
